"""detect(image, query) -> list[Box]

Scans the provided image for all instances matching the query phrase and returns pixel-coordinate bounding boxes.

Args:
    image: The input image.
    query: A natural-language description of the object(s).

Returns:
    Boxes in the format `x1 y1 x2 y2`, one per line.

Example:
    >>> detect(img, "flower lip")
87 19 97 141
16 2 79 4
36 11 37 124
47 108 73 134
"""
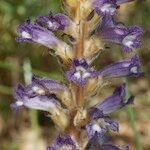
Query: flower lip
66 59 98 86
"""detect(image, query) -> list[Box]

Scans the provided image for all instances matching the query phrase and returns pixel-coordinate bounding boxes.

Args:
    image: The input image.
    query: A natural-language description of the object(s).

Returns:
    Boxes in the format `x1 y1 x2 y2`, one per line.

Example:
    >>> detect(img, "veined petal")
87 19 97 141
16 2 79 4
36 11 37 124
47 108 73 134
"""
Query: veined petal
90 0 117 16
90 0 134 16
25 75 67 97
36 11 70 31
66 59 99 86
99 55 143 78
11 84 60 112
91 84 134 116
104 118 119 132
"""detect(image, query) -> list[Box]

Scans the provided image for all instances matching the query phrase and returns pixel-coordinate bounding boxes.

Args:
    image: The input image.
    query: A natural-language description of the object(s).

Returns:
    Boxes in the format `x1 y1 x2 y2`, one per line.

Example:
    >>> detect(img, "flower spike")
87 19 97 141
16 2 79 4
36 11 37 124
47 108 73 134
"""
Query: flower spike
13 0 144 149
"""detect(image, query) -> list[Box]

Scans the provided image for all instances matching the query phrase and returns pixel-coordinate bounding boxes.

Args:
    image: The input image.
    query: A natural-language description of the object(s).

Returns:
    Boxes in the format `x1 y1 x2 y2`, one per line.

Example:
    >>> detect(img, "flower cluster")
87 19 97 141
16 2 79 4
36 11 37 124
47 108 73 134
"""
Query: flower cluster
12 0 143 149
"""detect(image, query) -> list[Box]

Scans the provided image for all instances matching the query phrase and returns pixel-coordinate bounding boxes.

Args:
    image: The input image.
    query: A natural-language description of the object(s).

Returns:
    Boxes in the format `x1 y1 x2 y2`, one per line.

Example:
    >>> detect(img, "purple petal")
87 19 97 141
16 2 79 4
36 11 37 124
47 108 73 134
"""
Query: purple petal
99 55 143 78
90 0 135 16
89 108 104 120
25 75 67 97
36 11 70 31
92 84 134 115
87 131 110 148
104 118 119 132
13 94 59 112
117 0 134 5
91 0 117 16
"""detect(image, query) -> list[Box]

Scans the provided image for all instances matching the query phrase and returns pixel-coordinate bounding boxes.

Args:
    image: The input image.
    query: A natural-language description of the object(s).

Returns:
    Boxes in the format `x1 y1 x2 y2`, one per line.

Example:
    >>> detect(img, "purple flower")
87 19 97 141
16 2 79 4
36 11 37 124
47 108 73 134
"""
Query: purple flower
99 55 143 78
66 59 98 86
16 18 67 50
36 11 70 31
48 135 76 150
11 76 66 112
97 15 144 52
90 0 134 16
90 83 134 118
86 84 133 148
11 84 60 112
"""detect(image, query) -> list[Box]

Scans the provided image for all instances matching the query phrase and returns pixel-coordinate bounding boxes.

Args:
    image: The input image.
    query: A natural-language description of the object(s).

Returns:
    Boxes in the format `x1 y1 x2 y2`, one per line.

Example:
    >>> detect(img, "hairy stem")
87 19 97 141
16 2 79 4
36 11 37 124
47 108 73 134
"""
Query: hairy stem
67 0 87 145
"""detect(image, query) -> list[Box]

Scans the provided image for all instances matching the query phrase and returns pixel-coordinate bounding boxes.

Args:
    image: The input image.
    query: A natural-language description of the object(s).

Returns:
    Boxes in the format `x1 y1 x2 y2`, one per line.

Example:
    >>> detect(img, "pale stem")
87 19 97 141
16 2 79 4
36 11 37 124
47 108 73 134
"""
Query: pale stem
67 0 87 145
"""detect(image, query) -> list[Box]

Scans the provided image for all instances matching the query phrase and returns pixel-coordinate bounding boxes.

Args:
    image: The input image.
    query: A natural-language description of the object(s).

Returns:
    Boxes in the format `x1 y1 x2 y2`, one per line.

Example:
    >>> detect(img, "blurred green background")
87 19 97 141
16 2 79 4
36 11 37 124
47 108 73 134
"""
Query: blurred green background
0 0 149 150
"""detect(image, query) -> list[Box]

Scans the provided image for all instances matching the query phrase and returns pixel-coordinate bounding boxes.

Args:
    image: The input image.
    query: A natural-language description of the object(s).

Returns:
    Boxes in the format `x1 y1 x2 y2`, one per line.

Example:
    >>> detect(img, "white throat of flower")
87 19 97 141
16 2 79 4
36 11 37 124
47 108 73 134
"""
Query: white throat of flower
122 35 136 48
16 101 24 106
32 86 45 95
101 4 116 14
74 66 91 79
60 145 73 150
22 31 31 39
48 21 59 30
92 123 102 133
130 66 138 73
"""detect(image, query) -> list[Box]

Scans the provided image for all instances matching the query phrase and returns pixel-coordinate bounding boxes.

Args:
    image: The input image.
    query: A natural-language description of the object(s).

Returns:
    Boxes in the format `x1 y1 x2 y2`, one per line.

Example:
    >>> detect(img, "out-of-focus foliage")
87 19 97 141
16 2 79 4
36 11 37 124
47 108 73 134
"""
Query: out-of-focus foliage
0 0 150 150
